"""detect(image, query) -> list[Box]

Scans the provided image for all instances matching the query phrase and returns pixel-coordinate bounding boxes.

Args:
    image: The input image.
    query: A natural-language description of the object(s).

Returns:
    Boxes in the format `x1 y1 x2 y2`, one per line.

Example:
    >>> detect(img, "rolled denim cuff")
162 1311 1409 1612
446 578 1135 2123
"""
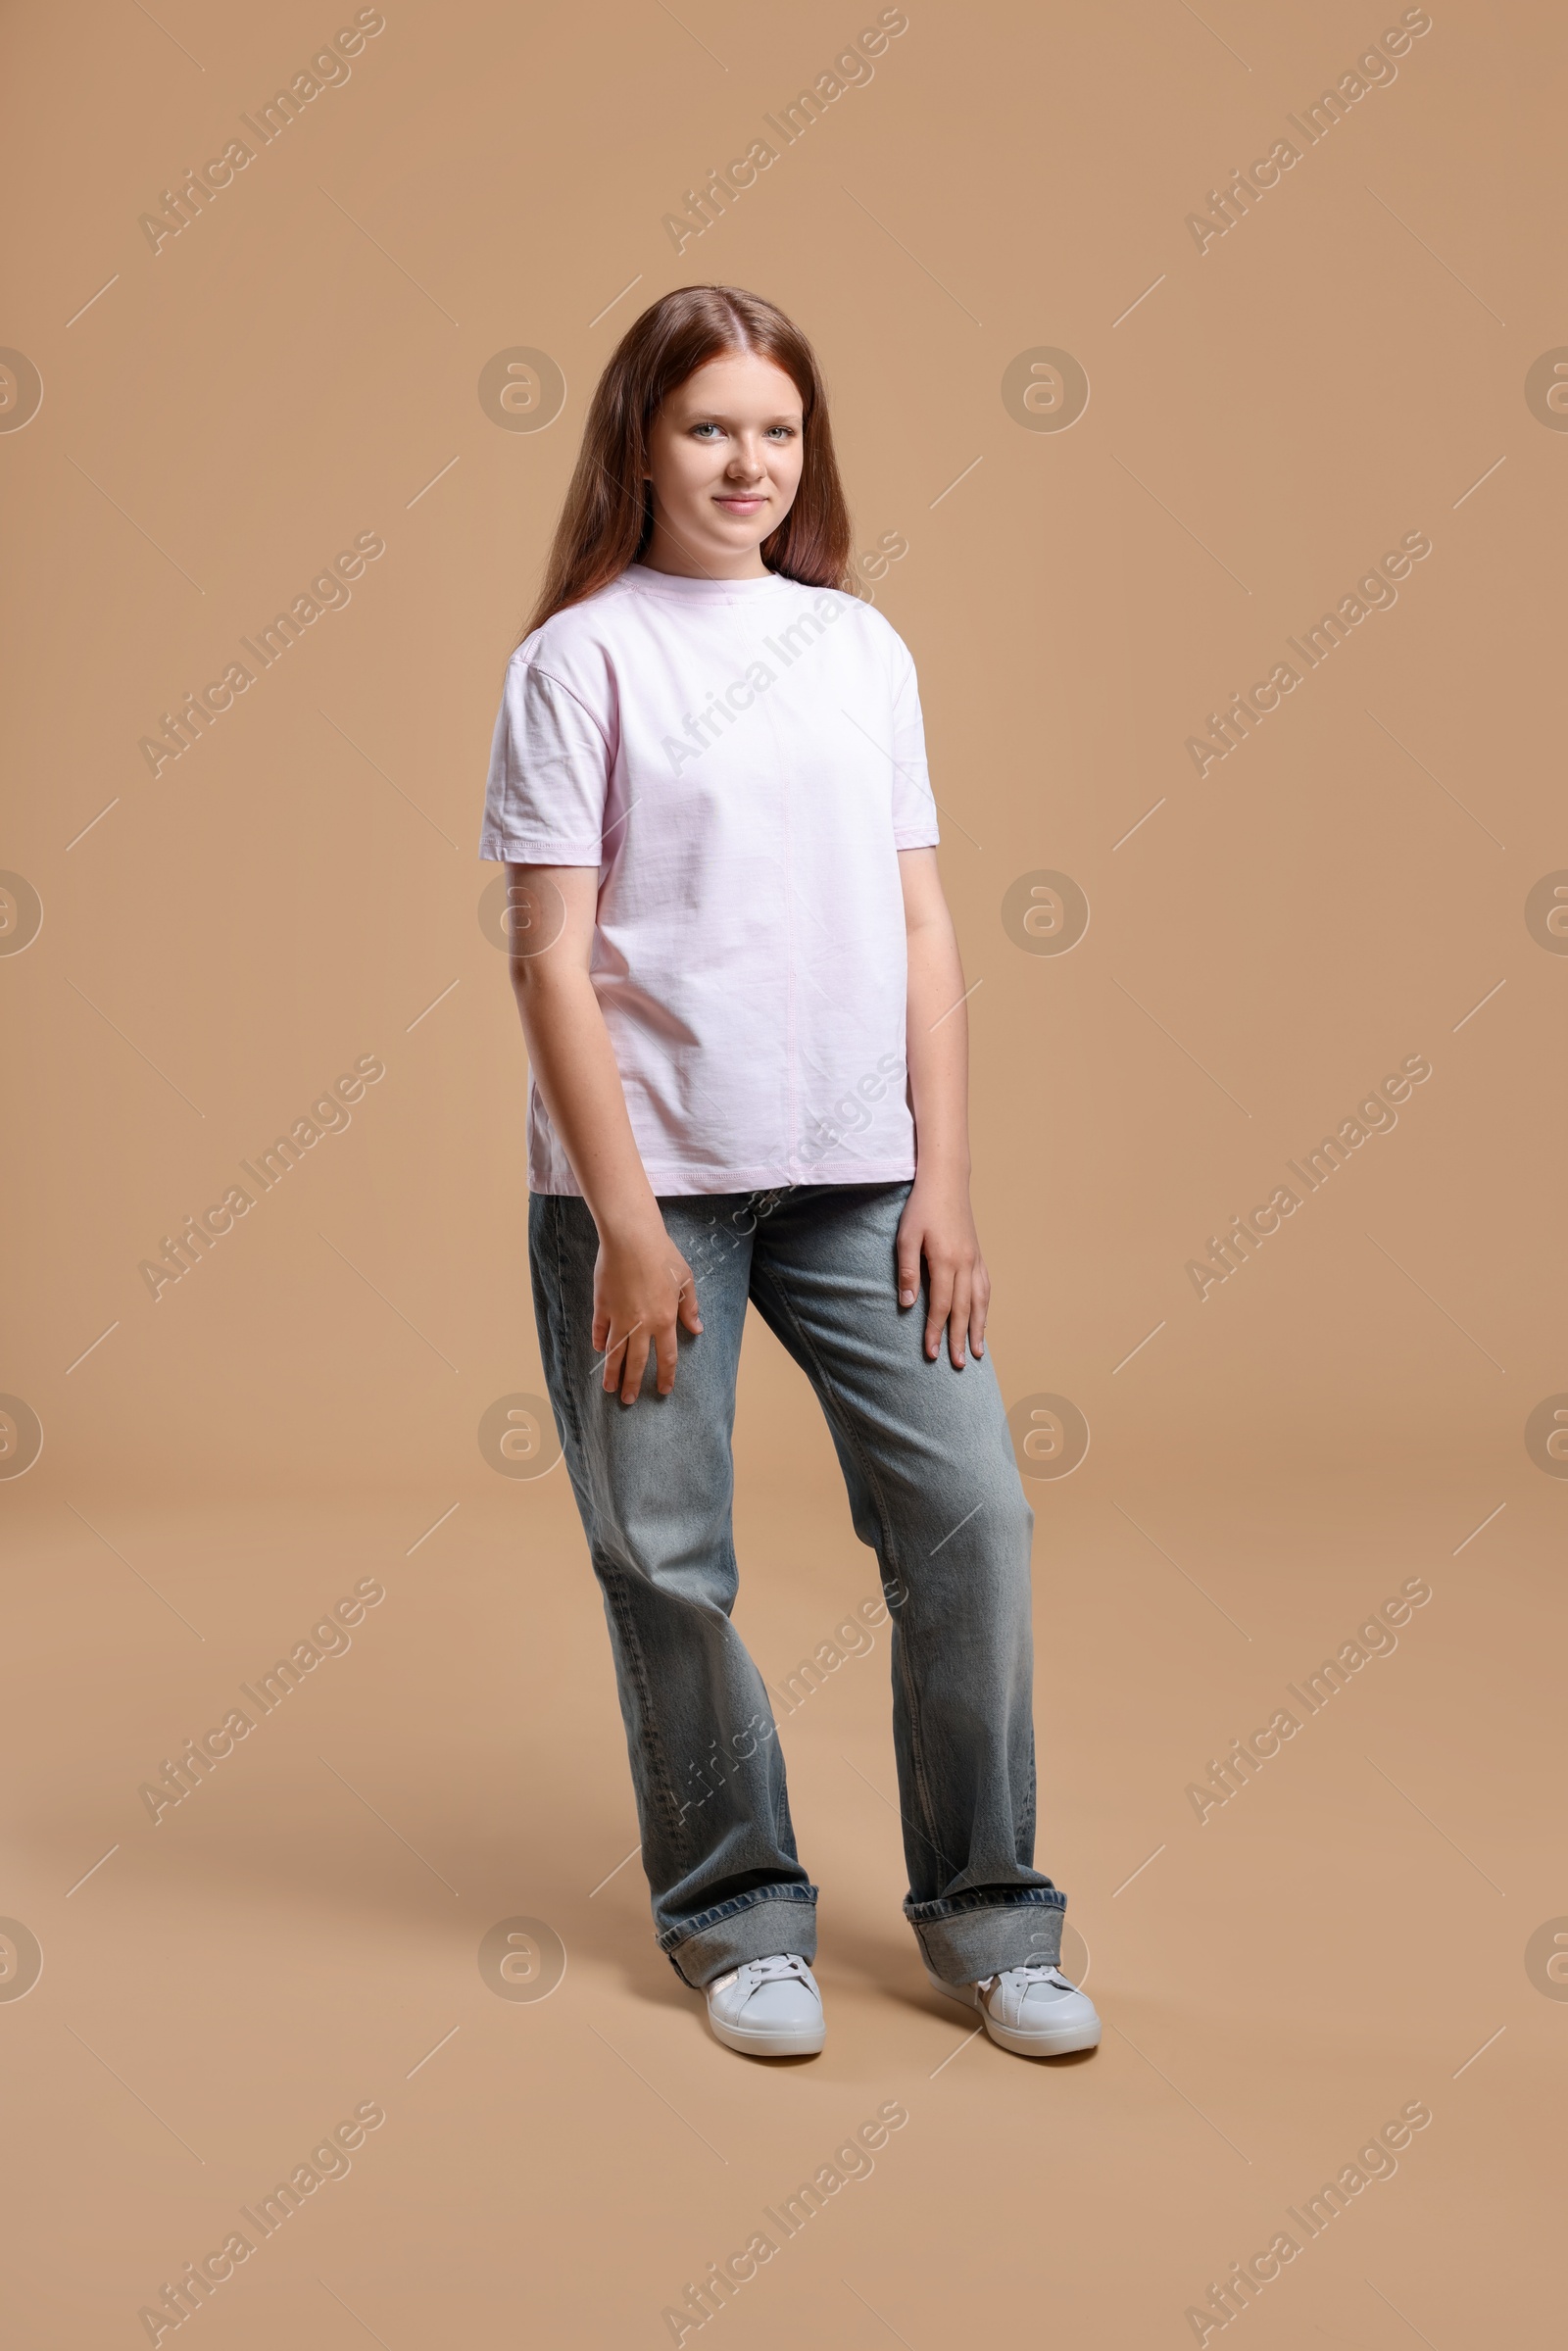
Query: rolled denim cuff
660 1885 819 1988
907 1888 1065 1984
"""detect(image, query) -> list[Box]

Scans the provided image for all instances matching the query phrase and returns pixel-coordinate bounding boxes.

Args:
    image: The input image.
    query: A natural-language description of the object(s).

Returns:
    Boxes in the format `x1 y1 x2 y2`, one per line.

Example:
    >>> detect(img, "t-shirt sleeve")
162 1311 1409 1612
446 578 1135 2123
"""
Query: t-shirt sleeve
478 657 612 865
889 643 940 850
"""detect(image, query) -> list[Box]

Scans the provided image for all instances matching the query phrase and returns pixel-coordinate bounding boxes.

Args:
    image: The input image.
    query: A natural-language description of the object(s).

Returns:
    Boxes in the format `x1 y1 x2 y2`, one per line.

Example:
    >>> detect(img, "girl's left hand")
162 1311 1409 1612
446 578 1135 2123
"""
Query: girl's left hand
895 1176 990 1367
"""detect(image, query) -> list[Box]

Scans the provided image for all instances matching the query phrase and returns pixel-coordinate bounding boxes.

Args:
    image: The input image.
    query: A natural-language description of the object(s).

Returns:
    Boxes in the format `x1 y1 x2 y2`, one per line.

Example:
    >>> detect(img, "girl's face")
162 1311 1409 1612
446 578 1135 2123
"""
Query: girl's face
643 352 805 577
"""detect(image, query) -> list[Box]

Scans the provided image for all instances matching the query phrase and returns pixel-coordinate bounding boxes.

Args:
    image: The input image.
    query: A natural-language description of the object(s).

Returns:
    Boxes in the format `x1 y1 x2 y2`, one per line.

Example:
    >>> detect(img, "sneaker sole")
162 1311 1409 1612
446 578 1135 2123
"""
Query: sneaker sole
926 1971 1101 2058
706 2011 825 2058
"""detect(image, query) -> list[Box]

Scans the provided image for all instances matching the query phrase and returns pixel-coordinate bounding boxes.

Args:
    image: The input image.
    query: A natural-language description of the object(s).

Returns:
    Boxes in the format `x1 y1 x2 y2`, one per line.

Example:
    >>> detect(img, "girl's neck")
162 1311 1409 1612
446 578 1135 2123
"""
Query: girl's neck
639 524 770 582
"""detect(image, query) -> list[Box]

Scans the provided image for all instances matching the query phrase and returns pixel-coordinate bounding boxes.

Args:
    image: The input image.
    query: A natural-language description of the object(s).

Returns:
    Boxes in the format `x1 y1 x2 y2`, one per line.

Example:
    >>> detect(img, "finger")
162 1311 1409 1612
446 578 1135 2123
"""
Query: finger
949 1270 972 1367
600 1307 642 1392
896 1224 923 1309
969 1266 990 1358
654 1316 679 1396
675 1262 704 1335
592 1304 610 1353
620 1331 651 1405
924 1261 955 1361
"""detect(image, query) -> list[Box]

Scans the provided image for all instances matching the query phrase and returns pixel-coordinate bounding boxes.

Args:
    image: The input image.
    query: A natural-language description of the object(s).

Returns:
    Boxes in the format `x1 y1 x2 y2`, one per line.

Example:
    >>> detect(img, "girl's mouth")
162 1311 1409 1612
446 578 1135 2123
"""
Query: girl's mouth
713 494 766 513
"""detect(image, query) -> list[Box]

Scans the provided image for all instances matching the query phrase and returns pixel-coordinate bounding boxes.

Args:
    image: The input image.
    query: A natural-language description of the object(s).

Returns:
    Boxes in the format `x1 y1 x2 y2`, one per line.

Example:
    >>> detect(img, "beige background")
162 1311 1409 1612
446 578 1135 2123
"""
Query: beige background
3 0 1563 2342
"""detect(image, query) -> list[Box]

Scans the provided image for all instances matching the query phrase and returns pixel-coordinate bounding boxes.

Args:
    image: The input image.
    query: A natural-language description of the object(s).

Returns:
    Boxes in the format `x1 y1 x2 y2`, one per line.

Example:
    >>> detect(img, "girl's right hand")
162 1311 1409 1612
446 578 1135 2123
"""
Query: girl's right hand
592 1215 703 1402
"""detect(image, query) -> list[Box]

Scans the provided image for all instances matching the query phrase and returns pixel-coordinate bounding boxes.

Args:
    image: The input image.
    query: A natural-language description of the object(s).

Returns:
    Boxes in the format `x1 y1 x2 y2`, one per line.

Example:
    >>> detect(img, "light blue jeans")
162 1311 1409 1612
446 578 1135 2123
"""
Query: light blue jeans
528 1180 1067 1987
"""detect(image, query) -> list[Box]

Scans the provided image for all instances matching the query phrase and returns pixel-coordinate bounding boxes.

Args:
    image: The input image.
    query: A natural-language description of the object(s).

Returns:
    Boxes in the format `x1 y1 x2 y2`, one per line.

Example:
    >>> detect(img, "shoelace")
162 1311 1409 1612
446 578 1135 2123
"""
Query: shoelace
978 1964 1075 1993
740 1953 811 1986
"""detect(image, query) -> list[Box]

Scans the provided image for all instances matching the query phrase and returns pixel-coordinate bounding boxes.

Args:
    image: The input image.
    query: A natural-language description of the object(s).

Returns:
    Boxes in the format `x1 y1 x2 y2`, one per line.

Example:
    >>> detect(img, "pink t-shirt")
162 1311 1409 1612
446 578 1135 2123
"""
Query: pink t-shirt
479 563 940 1196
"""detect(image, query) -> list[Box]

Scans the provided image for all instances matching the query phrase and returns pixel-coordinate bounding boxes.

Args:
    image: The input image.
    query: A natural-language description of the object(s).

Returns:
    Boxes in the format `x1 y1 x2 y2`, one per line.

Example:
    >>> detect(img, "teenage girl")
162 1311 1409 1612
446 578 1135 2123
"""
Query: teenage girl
481 284 1099 2061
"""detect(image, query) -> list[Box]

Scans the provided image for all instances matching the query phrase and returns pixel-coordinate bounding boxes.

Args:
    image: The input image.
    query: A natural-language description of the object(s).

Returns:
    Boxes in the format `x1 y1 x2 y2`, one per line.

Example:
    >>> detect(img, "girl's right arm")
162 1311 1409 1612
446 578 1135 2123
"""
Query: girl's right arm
507 863 702 1402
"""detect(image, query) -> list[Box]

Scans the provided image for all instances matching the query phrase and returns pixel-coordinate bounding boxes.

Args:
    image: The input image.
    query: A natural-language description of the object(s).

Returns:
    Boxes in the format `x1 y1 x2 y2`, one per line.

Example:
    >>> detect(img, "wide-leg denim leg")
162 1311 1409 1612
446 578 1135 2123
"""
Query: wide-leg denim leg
529 1190 816 1988
746 1183 1066 1983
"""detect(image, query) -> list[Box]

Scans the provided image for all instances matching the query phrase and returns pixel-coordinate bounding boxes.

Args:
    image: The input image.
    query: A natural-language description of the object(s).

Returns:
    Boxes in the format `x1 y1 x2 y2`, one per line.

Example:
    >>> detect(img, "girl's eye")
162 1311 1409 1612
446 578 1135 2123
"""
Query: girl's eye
688 421 798 440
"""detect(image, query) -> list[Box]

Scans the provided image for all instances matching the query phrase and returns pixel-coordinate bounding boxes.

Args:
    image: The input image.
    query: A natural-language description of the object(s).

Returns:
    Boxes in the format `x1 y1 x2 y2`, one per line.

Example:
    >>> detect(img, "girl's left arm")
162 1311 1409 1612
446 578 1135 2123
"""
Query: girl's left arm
896 846 989 1368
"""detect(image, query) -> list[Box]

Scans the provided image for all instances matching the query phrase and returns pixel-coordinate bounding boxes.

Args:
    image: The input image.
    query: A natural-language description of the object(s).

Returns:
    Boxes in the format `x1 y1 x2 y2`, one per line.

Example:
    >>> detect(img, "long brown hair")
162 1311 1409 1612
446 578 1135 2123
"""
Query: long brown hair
520 285 857 641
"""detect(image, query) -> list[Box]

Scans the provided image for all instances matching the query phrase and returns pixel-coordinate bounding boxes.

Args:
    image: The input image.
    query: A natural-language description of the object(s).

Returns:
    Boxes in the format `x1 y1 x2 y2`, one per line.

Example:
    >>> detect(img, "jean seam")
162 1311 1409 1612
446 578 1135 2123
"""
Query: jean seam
658 1882 818 1953
905 1888 1064 1920
540 1198 589 1505
745 1243 949 1881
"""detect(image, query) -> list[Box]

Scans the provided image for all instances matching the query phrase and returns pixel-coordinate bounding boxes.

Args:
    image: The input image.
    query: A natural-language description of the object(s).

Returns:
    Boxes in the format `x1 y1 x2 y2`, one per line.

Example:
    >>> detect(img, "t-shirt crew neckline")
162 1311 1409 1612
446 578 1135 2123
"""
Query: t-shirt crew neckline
623 562 797 602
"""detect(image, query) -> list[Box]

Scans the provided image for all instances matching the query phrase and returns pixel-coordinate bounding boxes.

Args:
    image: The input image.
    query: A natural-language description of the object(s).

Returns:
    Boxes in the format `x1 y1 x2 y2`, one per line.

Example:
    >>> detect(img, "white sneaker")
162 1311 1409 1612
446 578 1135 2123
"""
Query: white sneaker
704 1953 825 2056
926 1962 1101 2056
